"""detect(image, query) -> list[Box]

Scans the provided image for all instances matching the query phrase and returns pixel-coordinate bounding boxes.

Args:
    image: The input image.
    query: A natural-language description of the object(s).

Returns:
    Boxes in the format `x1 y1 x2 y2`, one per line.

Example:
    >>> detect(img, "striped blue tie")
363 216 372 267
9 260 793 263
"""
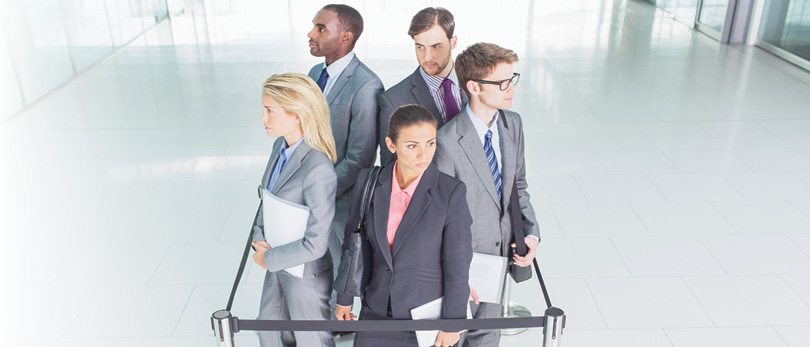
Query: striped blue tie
484 130 502 201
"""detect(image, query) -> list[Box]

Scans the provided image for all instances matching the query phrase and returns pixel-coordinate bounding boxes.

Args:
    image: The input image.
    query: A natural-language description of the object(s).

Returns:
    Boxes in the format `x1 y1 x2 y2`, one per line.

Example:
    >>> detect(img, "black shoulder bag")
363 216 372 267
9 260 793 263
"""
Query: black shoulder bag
334 166 382 296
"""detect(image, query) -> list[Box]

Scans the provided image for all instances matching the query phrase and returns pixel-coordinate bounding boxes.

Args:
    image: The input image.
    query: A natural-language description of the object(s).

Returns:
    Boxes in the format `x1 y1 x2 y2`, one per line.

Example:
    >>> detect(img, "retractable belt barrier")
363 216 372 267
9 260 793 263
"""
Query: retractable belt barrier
212 205 566 346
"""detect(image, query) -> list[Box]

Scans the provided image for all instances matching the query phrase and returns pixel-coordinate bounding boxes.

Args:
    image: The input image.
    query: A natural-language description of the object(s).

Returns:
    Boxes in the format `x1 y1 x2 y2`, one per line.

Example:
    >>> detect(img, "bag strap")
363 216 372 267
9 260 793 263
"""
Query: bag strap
357 166 382 229
502 109 553 309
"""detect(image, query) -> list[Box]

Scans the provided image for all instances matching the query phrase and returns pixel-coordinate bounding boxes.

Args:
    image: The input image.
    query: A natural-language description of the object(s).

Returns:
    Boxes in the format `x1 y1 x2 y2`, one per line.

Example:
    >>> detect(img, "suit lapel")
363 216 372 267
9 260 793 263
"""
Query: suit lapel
261 139 283 189
391 165 437 258
409 68 444 126
372 165 394 268
308 64 322 82
497 111 516 205
456 111 502 211
326 56 360 105
271 142 312 195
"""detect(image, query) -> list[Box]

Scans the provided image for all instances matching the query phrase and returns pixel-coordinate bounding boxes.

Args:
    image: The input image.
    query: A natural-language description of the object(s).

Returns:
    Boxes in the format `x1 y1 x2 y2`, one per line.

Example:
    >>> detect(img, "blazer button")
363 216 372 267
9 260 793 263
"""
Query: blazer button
495 242 501 247
387 270 392 274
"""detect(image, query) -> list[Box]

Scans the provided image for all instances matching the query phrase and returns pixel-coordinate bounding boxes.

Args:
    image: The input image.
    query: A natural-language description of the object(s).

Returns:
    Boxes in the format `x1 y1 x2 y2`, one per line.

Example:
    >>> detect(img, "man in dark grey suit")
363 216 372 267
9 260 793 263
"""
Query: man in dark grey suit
305 4 383 309
434 43 541 347
378 7 468 167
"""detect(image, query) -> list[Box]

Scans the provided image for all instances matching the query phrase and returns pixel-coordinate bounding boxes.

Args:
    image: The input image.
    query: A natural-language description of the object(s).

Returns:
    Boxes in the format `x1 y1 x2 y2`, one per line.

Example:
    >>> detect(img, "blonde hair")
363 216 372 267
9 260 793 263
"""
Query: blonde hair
262 73 337 163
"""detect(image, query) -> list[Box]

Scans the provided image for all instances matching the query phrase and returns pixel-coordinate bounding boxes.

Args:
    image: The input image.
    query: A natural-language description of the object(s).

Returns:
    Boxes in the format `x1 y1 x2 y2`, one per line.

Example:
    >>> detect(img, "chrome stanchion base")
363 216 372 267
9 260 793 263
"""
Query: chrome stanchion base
542 307 565 347
500 302 532 335
212 309 236 347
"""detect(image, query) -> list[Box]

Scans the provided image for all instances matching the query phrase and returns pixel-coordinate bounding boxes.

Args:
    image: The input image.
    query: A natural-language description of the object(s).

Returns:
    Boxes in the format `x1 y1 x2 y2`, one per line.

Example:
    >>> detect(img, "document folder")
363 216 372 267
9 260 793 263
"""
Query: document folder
469 253 508 304
261 188 310 278
410 297 472 347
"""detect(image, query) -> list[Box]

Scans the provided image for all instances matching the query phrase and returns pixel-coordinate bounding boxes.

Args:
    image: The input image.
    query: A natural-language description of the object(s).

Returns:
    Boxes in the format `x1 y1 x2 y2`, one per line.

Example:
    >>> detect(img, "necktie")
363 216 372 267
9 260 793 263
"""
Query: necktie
484 130 502 201
267 146 288 192
316 67 329 92
441 78 460 122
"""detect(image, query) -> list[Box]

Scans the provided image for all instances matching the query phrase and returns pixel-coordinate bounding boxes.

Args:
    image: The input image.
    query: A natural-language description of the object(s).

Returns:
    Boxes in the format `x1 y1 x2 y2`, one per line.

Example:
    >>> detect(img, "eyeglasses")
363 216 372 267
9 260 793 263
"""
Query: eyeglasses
472 73 520 91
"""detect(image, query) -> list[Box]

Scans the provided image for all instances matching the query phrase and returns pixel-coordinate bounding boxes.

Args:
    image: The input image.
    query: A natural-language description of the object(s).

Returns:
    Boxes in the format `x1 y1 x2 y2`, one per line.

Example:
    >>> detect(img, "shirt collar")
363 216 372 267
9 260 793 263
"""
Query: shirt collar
391 161 424 196
323 51 355 78
466 104 499 135
281 136 305 159
418 63 460 90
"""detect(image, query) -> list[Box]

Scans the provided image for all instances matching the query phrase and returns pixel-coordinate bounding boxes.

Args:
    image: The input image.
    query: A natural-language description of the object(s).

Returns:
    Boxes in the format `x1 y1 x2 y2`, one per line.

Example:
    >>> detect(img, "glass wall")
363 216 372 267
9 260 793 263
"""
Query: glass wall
0 0 180 122
698 0 729 32
758 0 810 66
646 0 701 27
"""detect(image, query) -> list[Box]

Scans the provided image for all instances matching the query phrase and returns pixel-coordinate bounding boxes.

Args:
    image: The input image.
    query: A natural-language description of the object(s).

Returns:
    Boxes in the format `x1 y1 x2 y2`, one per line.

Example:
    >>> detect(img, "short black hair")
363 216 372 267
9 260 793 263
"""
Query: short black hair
387 104 439 143
322 4 364 46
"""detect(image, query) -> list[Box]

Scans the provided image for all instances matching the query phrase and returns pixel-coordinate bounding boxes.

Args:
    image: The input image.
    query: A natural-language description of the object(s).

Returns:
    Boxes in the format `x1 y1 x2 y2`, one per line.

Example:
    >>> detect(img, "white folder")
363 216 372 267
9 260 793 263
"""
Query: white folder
410 297 473 347
261 187 310 278
469 253 508 304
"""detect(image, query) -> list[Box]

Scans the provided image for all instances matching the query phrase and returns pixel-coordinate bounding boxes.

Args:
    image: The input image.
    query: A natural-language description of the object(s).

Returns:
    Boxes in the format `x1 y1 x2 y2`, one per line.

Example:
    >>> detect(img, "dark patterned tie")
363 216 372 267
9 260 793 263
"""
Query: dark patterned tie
441 78 460 122
316 67 329 92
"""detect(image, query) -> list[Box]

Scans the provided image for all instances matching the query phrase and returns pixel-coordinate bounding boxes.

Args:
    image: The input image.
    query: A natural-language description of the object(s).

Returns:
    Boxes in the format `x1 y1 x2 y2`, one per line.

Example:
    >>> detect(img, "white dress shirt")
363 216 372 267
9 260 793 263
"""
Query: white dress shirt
321 51 355 98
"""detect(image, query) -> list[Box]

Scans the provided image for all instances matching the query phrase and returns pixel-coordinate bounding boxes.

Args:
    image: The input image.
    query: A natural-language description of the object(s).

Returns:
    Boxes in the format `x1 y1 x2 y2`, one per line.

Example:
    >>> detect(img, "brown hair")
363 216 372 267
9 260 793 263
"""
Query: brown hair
387 104 439 143
322 4 364 45
455 42 519 99
408 7 454 38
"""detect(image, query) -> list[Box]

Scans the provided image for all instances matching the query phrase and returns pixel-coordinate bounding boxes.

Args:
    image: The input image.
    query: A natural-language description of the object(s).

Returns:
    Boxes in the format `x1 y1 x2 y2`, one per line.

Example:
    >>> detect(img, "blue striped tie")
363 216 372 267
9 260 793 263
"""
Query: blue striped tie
484 130 502 201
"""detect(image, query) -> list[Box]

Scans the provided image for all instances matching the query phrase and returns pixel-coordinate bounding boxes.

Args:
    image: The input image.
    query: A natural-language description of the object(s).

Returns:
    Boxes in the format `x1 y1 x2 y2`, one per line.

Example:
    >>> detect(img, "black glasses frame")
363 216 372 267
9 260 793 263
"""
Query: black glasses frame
472 73 520 91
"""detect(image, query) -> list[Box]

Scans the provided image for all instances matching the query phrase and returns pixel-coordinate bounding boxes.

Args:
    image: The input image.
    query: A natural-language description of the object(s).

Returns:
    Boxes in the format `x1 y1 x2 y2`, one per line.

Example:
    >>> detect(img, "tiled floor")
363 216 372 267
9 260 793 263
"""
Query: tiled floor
3 0 810 346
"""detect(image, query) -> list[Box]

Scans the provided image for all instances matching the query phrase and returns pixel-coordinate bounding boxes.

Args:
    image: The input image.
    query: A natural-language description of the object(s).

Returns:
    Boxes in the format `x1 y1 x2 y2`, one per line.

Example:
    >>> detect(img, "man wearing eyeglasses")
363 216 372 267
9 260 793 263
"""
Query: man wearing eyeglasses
377 7 468 167
434 42 540 347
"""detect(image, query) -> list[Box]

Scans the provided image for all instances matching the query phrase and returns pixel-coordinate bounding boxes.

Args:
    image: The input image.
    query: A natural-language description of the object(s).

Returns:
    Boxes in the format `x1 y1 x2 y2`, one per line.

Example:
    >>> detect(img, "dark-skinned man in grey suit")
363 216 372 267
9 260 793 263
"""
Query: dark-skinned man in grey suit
305 4 384 314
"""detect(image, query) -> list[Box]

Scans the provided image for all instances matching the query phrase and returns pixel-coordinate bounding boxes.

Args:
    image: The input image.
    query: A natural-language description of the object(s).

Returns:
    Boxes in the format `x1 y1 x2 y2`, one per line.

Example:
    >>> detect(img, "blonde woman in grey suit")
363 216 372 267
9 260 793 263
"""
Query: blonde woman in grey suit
251 73 338 347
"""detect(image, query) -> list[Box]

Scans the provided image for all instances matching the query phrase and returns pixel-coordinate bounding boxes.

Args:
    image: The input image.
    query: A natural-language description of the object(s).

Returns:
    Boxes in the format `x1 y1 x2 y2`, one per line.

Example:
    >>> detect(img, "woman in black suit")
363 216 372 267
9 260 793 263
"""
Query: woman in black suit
334 105 473 347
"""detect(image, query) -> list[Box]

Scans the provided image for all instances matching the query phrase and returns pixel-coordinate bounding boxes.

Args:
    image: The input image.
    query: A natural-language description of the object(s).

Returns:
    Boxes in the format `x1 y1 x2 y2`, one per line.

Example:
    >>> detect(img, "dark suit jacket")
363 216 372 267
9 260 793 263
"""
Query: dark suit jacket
337 163 473 321
378 67 470 166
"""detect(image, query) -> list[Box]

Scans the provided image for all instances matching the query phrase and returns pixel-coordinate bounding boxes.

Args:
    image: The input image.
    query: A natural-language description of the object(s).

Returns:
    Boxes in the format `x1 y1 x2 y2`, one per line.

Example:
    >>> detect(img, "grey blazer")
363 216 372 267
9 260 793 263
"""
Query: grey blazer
378 67 469 166
434 108 540 257
337 164 473 321
308 56 383 220
252 138 337 277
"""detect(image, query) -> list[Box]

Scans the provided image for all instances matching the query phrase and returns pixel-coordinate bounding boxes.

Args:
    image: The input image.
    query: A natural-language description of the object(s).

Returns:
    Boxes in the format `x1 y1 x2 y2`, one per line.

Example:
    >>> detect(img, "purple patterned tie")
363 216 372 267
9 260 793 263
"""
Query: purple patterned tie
440 78 460 122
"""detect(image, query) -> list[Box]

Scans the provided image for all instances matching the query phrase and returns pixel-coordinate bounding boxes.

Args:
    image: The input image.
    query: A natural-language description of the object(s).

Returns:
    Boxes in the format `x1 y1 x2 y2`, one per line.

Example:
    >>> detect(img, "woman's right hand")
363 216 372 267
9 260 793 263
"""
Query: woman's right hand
434 331 461 347
335 305 356 321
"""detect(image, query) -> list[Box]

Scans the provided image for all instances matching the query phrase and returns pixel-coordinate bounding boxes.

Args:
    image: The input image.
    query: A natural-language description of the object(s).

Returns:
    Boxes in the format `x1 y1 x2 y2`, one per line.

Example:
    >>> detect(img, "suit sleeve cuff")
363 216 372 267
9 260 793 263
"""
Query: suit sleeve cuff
337 293 354 307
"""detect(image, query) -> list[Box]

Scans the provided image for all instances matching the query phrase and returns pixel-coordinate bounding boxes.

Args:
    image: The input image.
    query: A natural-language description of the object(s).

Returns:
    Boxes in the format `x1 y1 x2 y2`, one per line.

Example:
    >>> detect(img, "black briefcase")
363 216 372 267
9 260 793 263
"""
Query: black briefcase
507 180 533 283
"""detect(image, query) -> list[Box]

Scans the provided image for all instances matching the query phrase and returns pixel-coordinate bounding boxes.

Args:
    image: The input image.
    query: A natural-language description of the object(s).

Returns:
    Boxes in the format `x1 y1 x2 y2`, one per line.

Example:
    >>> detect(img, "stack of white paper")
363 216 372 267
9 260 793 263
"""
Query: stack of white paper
261 188 310 278
469 253 508 303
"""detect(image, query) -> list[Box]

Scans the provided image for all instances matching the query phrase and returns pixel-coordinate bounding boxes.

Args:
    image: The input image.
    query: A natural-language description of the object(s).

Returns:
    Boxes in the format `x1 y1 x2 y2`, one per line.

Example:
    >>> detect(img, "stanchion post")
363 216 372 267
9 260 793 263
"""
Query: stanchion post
212 310 236 347
501 277 532 335
542 307 565 347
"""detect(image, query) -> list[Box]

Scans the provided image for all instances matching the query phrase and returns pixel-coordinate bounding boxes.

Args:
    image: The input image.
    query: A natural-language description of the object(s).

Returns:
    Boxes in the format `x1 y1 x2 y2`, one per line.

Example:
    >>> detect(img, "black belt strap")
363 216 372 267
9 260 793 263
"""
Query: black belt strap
226 202 261 311
235 316 545 332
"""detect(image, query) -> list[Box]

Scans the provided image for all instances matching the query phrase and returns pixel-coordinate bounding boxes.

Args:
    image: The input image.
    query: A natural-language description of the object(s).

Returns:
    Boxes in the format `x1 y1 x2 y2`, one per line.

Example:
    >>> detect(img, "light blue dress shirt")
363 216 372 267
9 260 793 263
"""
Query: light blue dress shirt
267 137 304 191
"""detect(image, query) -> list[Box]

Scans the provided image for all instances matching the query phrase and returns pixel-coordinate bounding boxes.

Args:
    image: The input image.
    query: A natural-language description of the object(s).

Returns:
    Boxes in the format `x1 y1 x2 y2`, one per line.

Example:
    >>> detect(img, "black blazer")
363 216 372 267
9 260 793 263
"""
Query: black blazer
337 163 473 321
